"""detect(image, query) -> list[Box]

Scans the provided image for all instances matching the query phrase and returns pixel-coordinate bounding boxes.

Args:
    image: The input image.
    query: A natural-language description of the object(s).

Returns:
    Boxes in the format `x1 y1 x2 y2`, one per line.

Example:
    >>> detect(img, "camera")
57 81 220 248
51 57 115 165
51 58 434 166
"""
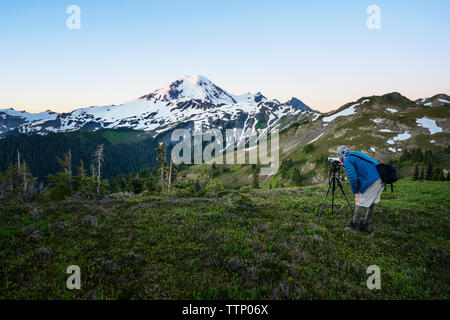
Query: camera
328 158 342 172
328 158 341 165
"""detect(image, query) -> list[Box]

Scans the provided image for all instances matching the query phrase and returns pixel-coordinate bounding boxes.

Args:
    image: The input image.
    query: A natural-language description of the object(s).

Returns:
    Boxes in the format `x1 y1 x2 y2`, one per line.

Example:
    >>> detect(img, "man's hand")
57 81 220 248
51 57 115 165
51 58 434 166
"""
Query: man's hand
355 193 361 204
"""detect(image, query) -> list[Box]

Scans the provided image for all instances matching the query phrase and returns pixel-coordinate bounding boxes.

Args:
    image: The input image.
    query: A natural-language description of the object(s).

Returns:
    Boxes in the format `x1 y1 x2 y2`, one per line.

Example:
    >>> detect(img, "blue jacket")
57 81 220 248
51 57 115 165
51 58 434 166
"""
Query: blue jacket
343 151 380 194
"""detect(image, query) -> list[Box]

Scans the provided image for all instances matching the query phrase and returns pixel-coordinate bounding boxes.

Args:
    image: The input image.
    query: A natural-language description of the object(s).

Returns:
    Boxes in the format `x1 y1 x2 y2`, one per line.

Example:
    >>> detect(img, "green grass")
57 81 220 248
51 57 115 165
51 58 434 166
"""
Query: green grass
0 179 449 299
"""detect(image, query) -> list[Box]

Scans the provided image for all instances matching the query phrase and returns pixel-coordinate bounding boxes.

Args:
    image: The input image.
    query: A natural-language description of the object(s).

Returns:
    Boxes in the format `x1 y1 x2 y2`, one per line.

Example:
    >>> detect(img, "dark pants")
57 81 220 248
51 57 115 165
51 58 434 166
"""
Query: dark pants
352 204 376 224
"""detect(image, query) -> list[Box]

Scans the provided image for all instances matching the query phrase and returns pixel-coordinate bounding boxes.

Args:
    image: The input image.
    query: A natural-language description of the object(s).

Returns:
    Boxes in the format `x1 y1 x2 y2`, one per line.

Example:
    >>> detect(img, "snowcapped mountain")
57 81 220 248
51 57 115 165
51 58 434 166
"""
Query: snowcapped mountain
140 75 268 105
0 75 315 139
0 109 58 135
284 97 314 112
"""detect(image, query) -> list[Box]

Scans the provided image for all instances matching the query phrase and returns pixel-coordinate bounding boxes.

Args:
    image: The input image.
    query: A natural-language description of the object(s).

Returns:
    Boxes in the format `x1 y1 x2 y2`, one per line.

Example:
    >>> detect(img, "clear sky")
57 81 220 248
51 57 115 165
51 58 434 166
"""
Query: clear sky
1 0 449 113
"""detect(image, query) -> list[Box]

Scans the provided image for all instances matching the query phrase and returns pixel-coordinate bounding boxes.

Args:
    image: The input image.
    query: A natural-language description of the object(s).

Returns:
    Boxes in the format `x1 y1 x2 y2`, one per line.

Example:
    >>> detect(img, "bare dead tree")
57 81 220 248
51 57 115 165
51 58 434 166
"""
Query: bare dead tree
93 144 105 196
23 161 28 198
168 161 172 192
156 143 168 192
17 150 21 172
167 160 178 193
77 159 86 179
90 164 95 178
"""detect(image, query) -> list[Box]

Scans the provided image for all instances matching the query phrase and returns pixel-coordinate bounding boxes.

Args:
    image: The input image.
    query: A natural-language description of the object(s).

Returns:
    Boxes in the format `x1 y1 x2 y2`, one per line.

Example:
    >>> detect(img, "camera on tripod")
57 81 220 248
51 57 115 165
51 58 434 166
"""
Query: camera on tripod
328 158 342 172
318 157 353 220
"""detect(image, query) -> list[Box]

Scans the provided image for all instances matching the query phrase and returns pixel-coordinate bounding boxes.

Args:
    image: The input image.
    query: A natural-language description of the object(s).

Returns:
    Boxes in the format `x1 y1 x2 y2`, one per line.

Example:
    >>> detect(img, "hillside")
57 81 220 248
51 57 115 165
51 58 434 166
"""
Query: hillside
282 92 449 161
1 178 448 299
184 93 450 188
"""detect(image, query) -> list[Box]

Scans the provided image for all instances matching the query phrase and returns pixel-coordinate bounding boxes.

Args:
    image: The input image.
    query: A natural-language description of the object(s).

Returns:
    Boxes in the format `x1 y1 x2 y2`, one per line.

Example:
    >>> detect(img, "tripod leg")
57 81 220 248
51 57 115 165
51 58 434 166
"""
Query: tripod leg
318 175 333 220
331 176 336 215
336 178 354 215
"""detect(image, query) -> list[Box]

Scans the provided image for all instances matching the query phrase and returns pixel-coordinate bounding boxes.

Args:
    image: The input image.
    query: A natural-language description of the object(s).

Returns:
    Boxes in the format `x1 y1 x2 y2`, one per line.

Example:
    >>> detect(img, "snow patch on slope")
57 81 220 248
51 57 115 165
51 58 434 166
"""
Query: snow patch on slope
308 132 324 144
386 131 411 145
322 99 369 123
393 131 411 141
416 117 442 135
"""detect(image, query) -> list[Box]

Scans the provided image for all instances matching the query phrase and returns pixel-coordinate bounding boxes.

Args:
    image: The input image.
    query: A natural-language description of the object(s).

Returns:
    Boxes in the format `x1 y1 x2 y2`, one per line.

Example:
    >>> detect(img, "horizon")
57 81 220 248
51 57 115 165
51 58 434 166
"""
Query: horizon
1 0 450 113
1 74 448 115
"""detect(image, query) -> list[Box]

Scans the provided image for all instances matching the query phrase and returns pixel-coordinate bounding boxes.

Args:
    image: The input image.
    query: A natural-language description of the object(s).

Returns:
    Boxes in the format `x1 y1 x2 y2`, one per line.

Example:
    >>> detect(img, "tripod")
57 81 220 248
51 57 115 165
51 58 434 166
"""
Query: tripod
318 165 354 221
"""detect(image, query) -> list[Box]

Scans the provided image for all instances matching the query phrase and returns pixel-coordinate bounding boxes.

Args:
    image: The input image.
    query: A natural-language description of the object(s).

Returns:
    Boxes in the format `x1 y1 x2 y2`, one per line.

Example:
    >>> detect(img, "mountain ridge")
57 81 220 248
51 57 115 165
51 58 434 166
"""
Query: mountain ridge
0 75 315 138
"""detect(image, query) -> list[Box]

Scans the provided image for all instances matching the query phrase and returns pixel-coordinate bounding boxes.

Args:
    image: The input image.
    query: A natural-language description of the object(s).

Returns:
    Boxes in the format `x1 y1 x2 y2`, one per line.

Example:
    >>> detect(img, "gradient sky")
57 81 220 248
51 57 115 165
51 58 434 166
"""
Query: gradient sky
1 0 449 113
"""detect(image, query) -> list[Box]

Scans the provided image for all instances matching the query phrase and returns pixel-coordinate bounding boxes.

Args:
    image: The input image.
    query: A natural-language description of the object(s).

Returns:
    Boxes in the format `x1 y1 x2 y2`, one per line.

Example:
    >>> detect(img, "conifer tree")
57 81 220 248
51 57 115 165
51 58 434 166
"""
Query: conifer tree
413 165 419 180
292 168 303 186
57 149 73 195
252 165 261 188
432 168 441 181
0 171 4 199
425 162 433 180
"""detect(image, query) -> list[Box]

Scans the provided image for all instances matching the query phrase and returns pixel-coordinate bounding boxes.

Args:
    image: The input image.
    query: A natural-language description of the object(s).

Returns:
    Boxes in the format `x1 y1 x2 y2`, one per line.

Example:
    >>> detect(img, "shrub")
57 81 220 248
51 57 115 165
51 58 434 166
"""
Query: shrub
224 191 256 213
175 178 206 197
205 178 224 197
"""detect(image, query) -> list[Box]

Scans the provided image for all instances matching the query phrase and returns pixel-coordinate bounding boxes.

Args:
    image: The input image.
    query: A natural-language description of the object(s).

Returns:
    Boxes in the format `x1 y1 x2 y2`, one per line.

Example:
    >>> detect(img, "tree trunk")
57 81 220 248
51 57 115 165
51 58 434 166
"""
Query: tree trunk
68 149 73 196
168 161 172 192
160 166 164 193
23 162 27 199
17 150 21 172
97 159 101 196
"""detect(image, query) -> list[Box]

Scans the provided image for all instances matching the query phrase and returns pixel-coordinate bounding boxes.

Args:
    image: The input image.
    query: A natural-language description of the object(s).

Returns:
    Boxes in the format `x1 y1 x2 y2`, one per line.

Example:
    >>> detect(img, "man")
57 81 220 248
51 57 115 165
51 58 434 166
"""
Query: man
337 145 384 233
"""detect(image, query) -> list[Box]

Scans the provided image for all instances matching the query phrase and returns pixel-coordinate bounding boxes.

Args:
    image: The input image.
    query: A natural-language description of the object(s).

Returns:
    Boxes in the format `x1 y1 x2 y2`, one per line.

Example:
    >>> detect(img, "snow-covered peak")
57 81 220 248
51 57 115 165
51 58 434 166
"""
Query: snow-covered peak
1 75 313 137
140 75 271 106
179 74 210 85
141 74 238 105
232 91 268 103
0 107 57 122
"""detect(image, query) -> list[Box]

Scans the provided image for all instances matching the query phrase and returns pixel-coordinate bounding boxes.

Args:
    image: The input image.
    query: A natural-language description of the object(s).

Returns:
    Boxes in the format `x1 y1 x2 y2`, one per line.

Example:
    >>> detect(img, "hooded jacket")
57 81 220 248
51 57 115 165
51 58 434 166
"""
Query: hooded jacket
343 151 380 194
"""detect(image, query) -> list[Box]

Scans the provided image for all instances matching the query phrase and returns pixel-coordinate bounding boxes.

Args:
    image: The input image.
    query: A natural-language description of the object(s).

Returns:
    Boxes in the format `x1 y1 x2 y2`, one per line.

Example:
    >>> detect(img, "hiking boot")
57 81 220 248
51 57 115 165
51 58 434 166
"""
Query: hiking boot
345 221 359 232
359 221 372 234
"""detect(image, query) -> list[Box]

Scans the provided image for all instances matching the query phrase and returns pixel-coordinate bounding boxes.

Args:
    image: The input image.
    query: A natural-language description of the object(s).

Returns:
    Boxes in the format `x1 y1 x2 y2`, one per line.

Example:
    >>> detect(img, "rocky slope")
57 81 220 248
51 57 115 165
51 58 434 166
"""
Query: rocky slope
415 94 450 107
184 92 449 187
282 92 449 161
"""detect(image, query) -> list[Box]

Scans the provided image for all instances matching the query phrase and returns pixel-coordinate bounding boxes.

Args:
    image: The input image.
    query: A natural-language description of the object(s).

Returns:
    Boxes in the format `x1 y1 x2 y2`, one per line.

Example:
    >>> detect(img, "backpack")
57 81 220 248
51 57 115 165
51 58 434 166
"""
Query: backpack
348 154 398 192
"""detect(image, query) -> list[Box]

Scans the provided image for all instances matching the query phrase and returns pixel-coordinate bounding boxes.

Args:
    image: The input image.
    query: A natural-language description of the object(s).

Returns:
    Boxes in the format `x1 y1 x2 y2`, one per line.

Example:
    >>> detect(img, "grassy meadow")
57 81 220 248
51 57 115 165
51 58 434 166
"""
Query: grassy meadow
0 178 449 299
